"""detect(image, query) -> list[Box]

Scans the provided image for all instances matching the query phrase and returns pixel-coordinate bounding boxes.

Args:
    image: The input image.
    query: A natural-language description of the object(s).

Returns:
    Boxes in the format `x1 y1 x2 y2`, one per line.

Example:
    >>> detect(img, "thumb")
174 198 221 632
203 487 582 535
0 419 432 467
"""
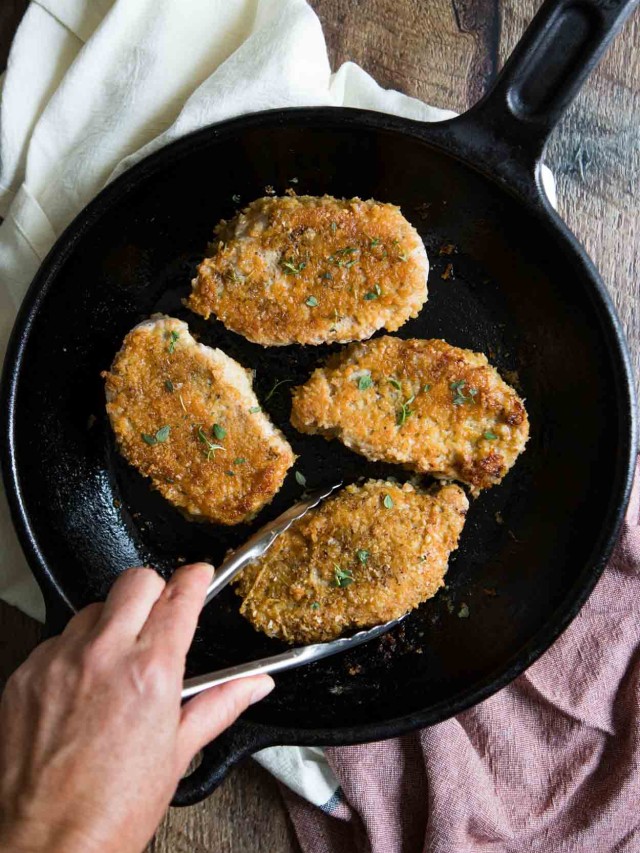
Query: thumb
177 675 274 769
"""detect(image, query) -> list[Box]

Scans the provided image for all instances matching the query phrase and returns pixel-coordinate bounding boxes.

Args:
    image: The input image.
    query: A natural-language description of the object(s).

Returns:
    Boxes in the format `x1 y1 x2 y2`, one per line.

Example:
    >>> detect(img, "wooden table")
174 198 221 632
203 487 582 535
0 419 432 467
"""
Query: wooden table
1 1 638 850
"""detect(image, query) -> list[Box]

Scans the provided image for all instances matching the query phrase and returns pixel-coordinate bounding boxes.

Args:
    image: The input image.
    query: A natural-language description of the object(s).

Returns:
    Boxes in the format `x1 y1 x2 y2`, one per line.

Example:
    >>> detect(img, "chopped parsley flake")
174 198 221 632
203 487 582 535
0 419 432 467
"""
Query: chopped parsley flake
295 471 307 487
483 430 498 440
333 564 354 588
225 470 235 477
383 494 394 509
249 406 261 414
168 331 179 354
356 549 369 564
388 377 402 390
330 221 338 233
234 457 246 465
357 372 373 391
369 237 381 247
311 601 320 610
305 295 318 307
320 272 333 280
212 423 226 440
165 380 174 392
423 384 431 393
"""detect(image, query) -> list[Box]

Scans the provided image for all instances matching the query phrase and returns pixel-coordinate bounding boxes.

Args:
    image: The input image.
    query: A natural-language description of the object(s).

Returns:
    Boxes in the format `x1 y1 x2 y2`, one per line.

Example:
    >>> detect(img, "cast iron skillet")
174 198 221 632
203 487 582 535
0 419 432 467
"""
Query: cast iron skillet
2 0 638 806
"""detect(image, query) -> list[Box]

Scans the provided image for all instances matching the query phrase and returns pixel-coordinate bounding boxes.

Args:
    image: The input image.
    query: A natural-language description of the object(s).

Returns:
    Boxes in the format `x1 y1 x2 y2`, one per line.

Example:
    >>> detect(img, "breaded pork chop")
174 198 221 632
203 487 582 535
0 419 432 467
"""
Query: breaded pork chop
103 316 295 526
187 195 428 346
235 480 468 643
291 337 529 492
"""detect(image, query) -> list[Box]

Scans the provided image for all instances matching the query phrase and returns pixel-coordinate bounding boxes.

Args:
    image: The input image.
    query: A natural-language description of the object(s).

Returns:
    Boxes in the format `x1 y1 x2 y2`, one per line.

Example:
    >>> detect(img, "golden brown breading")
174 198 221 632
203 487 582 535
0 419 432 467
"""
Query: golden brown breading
187 195 428 346
234 480 468 643
291 337 529 492
103 316 295 526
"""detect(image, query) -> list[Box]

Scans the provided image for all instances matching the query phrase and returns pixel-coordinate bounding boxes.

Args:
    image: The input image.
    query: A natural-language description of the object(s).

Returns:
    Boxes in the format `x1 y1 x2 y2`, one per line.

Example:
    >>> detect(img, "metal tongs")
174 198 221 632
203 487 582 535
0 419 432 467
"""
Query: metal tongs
182 483 404 698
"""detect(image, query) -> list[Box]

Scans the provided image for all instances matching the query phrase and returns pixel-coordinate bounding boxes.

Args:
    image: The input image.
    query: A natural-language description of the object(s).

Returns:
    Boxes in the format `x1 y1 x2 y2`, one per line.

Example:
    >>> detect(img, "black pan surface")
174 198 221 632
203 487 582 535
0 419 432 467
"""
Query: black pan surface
2 0 638 805
4 110 635 728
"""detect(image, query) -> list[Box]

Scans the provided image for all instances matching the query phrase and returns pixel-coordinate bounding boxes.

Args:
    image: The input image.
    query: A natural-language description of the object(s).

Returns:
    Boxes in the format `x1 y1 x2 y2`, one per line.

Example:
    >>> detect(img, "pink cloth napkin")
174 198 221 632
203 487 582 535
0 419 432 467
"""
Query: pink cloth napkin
284 462 640 852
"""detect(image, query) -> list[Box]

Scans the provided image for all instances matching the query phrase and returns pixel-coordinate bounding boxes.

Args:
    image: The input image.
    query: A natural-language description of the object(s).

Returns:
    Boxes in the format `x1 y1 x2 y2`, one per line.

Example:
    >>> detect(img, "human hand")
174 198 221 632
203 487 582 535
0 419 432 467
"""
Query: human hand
0 563 274 853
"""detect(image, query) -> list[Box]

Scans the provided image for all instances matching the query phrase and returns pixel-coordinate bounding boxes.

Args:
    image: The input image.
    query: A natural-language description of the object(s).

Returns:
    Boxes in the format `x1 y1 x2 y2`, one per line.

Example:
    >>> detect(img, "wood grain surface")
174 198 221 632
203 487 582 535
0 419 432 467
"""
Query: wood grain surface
0 1 638 851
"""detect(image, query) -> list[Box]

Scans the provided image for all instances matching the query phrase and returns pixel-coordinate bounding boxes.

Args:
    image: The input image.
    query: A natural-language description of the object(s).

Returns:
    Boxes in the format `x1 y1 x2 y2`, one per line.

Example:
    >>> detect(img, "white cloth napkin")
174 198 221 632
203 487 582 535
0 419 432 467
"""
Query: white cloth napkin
0 0 554 806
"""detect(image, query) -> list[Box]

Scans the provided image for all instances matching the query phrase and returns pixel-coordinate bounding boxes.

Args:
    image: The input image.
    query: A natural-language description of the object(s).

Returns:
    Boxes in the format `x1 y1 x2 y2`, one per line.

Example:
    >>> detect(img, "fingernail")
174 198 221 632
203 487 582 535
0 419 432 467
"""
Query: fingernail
189 561 215 580
249 676 275 705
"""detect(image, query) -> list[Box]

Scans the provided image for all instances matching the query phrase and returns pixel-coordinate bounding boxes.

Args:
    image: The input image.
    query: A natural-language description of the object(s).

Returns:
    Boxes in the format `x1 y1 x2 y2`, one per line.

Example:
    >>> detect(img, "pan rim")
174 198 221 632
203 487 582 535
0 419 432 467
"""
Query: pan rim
1 106 637 741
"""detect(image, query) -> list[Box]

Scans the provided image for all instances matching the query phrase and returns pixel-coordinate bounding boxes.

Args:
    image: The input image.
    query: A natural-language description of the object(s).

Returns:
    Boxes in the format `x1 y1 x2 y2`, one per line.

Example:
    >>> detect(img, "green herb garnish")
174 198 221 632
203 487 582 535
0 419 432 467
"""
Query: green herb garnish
265 379 292 402
357 372 372 391
333 565 354 588
168 331 180 354
212 423 226 440
396 395 415 427
328 246 359 267
356 549 369 564
165 380 174 392
295 471 307 487
305 295 318 307
281 258 306 275
234 457 246 465
369 237 381 247
388 377 402 390
248 406 261 414
383 494 394 509
423 384 431 393
483 430 498 440
142 425 171 446
311 602 321 610
450 380 478 406
458 603 470 619
225 470 235 477
364 283 382 301
330 221 337 233
320 272 333 280
197 426 224 460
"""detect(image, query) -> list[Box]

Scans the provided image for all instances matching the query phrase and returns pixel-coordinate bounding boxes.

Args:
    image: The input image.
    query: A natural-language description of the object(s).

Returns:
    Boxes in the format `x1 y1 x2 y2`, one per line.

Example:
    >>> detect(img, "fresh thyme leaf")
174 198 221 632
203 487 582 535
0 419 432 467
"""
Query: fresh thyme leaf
396 395 415 426
248 406 261 414
330 221 338 233
398 251 408 261
364 283 382 301
483 430 498 440
197 426 224 460
311 602 320 610
225 470 235 477
305 295 318 307
141 433 157 446
357 372 372 391
383 494 394 509
234 457 246 465
168 331 180 354
212 423 226 440
450 379 477 406
356 549 369 564
281 258 307 275
320 272 333 280
388 377 402 390
333 564 354 588
369 237 381 247
295 470 307 487
155 425 171 443
264 379 292 402
328 246 359 267
165 380 174 392
423 384 431 392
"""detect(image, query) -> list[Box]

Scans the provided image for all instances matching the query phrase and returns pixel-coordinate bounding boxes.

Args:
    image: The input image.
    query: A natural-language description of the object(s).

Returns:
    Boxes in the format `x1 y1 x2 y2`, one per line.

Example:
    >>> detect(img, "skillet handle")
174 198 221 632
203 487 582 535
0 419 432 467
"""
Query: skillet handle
171 720 275 807
462 0 638 162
